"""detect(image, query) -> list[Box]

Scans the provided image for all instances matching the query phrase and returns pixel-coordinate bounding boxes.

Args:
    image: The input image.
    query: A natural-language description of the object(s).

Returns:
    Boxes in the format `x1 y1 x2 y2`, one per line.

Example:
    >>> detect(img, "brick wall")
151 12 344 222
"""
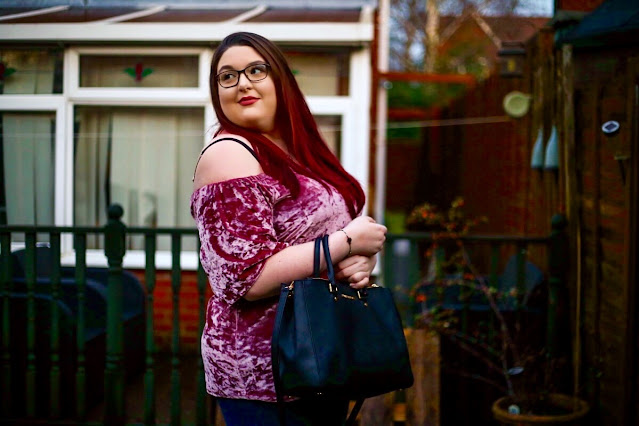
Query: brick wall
130 269 212 354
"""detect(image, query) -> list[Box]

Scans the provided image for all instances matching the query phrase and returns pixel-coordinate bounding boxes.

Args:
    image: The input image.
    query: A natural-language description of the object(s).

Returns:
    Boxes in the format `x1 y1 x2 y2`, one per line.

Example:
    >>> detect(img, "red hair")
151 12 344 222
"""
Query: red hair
209 32 364 218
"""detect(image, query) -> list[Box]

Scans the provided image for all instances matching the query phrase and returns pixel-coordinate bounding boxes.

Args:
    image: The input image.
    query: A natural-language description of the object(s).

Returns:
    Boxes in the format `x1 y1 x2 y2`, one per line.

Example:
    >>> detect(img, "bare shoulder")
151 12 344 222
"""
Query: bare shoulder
193 135 262 191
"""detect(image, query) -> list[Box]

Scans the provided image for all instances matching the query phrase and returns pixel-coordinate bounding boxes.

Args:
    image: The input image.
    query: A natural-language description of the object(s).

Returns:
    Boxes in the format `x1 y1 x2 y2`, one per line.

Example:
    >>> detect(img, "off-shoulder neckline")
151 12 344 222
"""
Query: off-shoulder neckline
190 172 282 199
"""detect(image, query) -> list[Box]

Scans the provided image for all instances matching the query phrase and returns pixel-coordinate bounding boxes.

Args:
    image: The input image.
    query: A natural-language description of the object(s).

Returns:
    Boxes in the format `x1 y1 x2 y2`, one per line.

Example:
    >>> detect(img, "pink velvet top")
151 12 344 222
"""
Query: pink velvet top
190 172 352 401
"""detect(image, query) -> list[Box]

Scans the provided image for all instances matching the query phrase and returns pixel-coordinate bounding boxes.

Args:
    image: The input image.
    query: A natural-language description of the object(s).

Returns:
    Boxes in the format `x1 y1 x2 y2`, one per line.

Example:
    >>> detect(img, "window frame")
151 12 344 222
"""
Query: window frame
68 47 211 101
0 95 66 255
1 44 370 270
0 95 67 224
64 47 214 269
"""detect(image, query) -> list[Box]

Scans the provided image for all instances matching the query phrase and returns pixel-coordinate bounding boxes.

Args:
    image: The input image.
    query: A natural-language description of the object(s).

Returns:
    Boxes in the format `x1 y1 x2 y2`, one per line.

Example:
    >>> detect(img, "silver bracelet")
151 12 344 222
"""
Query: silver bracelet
339 229 352 257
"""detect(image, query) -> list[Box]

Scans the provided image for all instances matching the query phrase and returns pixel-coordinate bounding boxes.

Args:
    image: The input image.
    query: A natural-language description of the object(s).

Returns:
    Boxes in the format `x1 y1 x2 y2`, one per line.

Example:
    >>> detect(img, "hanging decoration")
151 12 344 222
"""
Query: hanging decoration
124 62 153 82
544 125 559 170
530 128 545 169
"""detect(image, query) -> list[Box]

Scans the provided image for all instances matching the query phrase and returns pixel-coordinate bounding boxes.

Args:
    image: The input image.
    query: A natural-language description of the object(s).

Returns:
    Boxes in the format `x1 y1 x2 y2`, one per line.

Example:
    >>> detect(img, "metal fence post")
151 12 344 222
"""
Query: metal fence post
104 204 126 425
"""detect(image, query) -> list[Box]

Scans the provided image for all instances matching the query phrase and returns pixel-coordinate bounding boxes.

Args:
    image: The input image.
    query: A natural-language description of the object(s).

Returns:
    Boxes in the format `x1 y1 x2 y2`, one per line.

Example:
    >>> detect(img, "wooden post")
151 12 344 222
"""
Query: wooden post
24 232 37 418
75 232 87 420
104 204 126 425
0 231 12 417
49 232 61 418
144 233 157 425
196 243 209 426
406 328 440 426
170 233 182 426
547 214 568 360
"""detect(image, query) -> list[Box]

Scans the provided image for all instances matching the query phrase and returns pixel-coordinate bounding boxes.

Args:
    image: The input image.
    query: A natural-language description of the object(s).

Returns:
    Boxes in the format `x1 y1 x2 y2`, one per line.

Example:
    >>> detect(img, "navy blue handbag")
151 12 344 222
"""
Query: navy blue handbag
271 235 414 424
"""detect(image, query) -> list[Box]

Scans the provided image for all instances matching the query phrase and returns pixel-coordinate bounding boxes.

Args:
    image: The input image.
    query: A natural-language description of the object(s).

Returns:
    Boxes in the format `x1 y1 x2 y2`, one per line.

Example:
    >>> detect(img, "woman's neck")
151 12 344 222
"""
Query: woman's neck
264 132 289 156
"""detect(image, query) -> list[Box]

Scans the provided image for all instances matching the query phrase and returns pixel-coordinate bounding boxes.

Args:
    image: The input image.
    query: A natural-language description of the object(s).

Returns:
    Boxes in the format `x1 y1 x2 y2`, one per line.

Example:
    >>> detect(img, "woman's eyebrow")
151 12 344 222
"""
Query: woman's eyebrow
217 60 265 72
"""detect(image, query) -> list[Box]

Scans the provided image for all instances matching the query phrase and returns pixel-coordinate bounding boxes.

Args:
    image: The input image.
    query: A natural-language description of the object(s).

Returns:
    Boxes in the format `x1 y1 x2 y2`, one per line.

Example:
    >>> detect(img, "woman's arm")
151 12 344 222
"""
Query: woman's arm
246 217 385 300
193 137 386 302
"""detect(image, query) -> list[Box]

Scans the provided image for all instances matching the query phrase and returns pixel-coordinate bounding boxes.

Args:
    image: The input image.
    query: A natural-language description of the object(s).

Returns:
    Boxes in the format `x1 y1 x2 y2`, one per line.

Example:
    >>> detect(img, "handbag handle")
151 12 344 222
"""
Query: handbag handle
321 234 336 283
313 236 322 278
272 235 364 425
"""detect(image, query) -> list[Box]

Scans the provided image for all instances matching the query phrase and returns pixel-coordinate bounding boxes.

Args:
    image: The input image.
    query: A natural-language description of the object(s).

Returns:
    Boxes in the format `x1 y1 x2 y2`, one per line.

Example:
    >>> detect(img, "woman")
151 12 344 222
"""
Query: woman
191 32 387 425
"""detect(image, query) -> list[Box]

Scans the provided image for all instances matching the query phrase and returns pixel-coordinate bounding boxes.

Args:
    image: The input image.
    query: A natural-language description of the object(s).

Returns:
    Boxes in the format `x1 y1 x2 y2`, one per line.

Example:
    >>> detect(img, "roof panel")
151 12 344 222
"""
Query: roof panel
558 0 639 46
0 0 375 8
0 8 35 18
0 5 364 24
249 9 361 23
1 7 137 23
127 9 251 23
484 16 549 43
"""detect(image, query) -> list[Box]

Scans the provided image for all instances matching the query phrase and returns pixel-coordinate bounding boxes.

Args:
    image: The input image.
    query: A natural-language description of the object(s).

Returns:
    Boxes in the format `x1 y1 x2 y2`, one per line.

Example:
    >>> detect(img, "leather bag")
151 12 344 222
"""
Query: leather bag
271 235 414 423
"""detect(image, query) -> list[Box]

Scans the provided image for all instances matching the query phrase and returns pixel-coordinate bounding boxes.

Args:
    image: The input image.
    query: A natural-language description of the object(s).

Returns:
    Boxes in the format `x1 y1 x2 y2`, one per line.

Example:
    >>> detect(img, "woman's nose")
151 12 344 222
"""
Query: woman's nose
237 72 252 90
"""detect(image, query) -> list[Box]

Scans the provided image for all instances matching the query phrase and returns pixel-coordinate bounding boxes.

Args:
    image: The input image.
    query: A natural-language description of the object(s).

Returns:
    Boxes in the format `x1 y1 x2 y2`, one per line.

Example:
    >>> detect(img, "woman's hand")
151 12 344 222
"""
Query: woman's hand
335 255 377 289
342 216 387 257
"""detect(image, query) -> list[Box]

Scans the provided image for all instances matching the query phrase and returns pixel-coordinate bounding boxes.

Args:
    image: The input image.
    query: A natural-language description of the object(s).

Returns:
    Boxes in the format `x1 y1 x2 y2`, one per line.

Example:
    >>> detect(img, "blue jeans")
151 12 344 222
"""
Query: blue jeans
217 397 349 426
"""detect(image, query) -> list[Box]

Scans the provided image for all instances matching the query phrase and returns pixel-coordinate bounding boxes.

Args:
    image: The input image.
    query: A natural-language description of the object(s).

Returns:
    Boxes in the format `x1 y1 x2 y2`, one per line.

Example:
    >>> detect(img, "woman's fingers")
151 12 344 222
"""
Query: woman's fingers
349 276 370 289
336 255 374 278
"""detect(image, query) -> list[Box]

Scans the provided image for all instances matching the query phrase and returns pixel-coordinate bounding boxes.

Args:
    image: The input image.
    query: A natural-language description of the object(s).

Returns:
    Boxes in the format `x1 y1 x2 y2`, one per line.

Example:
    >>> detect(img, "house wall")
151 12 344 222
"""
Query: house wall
448 26 638 425
437 17 498 78
418 19 639 424
557 0 606 12
129 270 209 353
567 46 637 426
418 31 553 237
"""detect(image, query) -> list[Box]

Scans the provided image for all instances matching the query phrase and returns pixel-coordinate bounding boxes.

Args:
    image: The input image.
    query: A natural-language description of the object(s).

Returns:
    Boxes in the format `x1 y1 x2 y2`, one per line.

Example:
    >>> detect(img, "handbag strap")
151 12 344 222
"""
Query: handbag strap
272 235 364 425
271 236 324 425
321 234 366 424
321 234 336 283
313 236 321 277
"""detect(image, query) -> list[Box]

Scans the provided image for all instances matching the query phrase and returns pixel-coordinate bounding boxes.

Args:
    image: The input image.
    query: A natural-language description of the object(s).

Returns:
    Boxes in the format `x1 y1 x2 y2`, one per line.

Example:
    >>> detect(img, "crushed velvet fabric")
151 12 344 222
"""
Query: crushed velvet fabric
190 172 352 401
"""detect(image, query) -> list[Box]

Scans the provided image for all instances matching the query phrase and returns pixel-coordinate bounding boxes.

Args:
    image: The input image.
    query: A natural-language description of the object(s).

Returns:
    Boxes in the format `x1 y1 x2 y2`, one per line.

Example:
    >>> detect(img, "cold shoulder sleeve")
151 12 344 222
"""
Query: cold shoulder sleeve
190 174 291 305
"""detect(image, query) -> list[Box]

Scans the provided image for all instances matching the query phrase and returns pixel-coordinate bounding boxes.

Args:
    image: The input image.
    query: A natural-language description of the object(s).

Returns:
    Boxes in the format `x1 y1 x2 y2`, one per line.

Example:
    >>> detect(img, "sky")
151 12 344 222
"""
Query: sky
515 0 554 16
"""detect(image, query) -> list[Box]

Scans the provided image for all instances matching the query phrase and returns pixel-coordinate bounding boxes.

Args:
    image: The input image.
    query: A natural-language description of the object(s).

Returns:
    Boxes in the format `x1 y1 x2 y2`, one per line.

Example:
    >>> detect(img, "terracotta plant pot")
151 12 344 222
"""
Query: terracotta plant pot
492 393 589 425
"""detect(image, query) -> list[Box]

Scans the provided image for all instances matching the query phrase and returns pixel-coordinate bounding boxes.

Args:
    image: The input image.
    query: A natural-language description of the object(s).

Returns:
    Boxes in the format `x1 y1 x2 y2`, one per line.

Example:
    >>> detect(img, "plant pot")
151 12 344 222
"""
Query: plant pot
492 393 589 425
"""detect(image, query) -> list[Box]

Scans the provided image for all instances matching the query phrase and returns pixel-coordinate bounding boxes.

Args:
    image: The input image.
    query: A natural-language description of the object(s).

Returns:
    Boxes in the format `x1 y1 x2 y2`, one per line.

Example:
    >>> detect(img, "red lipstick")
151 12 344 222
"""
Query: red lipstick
239 96 258 106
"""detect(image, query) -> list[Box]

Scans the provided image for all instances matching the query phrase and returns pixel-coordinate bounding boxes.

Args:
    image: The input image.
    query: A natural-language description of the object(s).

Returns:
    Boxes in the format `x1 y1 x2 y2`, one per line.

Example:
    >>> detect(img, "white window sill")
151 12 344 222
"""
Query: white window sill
9 243 199 271
60 250 200 271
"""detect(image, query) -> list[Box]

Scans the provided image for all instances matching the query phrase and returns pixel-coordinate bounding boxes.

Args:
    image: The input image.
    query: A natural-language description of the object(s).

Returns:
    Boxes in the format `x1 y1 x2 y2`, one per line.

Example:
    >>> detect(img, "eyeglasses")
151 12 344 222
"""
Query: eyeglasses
216 63 270 88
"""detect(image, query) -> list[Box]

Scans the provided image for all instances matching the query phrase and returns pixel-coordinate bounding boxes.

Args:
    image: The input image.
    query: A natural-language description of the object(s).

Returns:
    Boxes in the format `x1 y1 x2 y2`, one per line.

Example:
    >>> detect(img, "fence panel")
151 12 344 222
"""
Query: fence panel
0 207 567 426
383 214 568 425
0 206 203 425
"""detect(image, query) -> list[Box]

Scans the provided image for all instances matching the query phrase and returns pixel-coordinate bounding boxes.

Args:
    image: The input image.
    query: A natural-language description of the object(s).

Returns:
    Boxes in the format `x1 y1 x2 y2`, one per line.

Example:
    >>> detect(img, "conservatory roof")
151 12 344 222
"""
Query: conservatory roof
557 0 639 47
0 1 375 44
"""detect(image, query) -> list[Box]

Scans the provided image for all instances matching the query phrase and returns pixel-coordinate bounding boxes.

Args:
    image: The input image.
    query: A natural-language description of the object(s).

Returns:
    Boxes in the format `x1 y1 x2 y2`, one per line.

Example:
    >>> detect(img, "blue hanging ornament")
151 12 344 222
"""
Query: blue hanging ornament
530 128 544 169
544 125 559 170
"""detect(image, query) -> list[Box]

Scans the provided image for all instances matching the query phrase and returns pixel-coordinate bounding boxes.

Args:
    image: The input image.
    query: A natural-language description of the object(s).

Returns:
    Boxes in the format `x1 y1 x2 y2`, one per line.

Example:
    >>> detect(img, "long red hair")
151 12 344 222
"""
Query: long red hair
209 32 364 218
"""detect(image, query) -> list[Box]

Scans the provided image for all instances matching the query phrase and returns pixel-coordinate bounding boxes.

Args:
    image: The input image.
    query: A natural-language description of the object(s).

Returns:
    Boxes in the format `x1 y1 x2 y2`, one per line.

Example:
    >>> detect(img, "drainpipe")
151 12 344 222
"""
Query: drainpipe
374 0 390 224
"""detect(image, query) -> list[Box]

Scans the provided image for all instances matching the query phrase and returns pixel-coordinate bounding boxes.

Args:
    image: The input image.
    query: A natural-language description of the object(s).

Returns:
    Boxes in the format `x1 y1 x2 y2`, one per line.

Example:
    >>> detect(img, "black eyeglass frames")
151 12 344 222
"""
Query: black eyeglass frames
216 63 270 88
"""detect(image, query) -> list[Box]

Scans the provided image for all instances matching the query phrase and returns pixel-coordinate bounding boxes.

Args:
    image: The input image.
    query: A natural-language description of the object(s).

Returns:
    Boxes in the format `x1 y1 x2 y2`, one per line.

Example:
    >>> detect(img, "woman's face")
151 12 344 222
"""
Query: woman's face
216 46 278 136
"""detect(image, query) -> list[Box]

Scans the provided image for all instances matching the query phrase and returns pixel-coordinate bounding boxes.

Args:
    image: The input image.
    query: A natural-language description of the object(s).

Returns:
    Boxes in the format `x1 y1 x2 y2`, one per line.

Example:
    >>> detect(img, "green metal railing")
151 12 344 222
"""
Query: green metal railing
383 214 568 358
0 205 206 425
1 204 568 424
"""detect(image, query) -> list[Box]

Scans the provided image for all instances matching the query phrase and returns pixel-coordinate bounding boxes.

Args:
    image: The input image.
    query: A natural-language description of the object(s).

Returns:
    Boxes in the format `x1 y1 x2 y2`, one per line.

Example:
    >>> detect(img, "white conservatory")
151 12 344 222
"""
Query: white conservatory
0 0 376 269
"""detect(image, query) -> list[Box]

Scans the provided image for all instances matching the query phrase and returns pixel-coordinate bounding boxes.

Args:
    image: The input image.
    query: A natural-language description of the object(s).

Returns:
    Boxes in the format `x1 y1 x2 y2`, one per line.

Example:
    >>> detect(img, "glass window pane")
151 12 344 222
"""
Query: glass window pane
286 52 349 96
0 49 63 94
315 115 342 158
1 112 56 232
80 55 199 88
74 106 204 250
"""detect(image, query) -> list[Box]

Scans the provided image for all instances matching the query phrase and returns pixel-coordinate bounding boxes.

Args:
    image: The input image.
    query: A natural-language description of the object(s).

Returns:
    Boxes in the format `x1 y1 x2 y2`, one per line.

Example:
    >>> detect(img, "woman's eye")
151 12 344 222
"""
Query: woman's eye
220 72 236 81
249 66 265 75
